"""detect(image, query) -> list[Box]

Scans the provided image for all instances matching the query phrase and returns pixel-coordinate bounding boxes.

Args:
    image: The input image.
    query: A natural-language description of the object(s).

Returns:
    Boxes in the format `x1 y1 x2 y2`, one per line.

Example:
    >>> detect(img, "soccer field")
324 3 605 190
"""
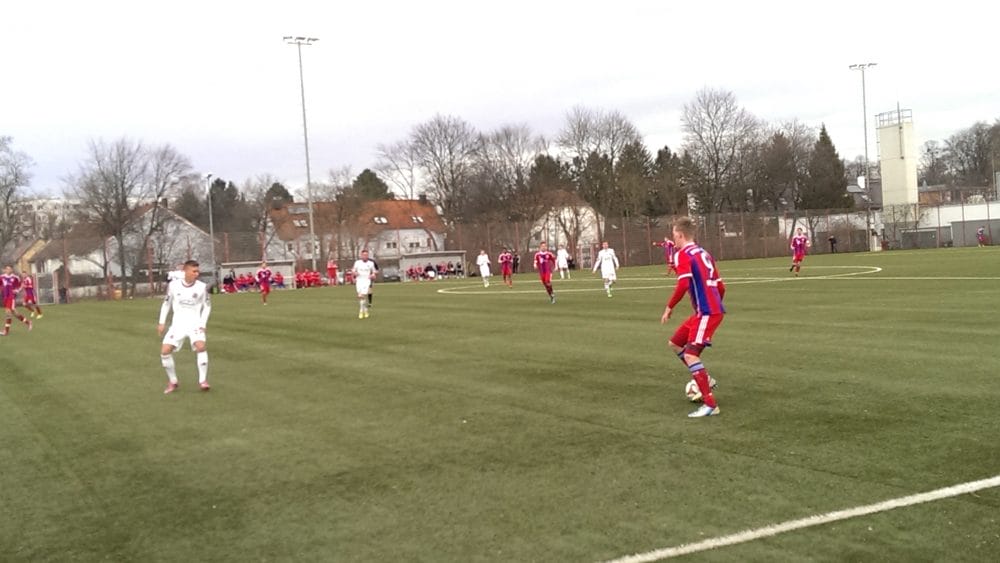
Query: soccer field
2 248 999 562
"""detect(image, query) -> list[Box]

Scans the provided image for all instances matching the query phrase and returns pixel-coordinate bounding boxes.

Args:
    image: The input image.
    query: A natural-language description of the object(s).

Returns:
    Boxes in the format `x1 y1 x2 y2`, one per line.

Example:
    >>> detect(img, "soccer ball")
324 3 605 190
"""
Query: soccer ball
685 379 703 403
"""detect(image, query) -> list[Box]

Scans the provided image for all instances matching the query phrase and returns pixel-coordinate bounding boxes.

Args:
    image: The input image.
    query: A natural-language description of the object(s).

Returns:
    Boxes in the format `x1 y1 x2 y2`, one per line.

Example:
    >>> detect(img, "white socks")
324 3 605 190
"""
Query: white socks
161 354 177 384
197 351 209 383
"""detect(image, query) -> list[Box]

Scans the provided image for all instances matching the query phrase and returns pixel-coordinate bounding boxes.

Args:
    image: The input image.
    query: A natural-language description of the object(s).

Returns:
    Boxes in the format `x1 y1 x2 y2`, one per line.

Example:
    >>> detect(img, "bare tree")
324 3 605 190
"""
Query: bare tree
943 122 993 186
557 106 642 166
375 140 421 200
410 114 479 225
0 136 32 254
67 138 192 291
681 88 761 213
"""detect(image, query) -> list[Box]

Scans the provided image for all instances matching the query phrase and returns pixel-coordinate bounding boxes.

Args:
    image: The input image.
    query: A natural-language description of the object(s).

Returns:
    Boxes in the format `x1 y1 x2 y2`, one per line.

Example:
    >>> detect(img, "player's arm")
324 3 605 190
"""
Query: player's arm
717 279 726 300
661 276 691 324
613 251 619 269
157 292 172 335
199 294 212 330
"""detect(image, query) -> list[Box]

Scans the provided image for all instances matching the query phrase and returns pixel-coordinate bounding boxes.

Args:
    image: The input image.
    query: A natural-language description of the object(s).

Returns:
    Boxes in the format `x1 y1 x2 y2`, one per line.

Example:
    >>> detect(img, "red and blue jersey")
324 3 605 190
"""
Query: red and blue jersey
534 251 555 275
1 273 21 301
21 275 34 295
791 235 808 255
672 242 725 315
655 239 676 266
256 268 272 286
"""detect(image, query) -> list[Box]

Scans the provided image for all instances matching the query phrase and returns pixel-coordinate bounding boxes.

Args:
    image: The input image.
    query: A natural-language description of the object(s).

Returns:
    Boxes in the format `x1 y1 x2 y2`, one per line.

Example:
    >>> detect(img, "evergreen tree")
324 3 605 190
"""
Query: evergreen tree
351 169 393 200
801 125 852 210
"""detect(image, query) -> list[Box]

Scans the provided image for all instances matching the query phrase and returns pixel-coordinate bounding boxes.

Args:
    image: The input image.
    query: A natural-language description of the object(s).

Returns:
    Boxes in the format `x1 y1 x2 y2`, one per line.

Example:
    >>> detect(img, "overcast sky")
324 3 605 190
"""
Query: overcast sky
3 0 997 196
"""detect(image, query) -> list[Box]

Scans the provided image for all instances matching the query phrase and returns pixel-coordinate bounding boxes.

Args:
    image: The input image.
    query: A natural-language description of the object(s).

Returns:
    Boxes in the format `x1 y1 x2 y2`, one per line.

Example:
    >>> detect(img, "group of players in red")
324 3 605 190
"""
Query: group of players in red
1 265 41 337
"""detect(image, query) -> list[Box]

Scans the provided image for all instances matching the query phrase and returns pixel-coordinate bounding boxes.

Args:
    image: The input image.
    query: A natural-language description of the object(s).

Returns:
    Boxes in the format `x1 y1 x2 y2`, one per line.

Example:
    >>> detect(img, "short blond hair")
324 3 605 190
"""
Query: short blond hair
672 216 697 238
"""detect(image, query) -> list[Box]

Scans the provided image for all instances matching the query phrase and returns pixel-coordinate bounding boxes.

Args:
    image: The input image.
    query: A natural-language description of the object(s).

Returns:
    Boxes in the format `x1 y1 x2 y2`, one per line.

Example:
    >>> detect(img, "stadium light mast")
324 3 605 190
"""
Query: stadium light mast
205 173 218 285
850 62 877 250
284 35 319 270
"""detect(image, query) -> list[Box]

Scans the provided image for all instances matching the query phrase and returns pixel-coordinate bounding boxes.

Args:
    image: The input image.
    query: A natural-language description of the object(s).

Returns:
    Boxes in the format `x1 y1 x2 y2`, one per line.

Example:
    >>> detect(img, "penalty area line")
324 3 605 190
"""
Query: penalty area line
603 474 1000 563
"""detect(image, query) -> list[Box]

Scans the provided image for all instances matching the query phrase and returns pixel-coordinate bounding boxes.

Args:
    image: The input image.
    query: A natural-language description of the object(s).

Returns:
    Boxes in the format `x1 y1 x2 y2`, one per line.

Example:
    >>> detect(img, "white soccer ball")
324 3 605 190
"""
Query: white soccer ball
685 379 703 403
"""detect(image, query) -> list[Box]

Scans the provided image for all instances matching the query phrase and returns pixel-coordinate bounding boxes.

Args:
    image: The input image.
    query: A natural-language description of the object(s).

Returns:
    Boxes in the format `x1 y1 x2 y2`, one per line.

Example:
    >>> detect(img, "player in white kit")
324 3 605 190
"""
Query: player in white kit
556 244 571 279
352 249 377 319
592 241 620 297
476 250 491 287
158 260 212 394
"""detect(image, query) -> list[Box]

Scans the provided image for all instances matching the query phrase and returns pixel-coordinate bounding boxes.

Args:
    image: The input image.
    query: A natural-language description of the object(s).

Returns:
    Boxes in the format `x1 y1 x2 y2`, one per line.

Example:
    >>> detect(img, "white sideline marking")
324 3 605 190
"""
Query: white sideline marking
603 474 1000 563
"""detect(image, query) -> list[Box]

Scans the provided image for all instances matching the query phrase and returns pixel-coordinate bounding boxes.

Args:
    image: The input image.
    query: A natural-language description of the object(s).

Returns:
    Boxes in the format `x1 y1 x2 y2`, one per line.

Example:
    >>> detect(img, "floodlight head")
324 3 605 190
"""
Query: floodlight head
282 35 292 40
295 36 306 41
307 37 318 42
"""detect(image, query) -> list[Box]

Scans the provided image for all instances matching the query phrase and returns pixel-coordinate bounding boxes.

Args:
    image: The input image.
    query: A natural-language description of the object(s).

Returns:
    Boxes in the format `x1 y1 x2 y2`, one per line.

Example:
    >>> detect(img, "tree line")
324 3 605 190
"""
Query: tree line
3 87 1000 264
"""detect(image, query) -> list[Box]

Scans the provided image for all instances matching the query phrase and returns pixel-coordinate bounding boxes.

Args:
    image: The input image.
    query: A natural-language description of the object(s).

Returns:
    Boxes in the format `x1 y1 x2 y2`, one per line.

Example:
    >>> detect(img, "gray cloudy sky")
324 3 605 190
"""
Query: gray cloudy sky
3 0 997 195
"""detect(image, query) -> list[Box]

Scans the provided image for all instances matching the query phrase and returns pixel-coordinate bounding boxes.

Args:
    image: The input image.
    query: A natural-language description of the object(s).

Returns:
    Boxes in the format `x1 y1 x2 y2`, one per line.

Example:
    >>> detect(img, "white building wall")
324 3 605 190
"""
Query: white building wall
877 113 919 206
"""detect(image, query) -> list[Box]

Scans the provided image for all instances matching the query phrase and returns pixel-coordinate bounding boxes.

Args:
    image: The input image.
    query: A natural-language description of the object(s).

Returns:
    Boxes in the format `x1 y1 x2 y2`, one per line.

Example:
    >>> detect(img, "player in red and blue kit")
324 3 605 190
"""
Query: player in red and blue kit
789 227 809 276
256 261 273 305
21 273 42 318
661 218 725 418
533 242 557 303
653 235 676 275
1 265 32 336
499 249 514 287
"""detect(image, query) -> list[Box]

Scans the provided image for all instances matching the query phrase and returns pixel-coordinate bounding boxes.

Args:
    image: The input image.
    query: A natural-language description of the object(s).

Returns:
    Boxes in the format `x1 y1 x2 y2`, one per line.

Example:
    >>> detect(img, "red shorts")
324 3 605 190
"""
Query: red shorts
670 313 724 350
502 266 513 276
260 284 271 294
3 297 14 310
23 291 36 305
793 252 805 263
539 272 552 285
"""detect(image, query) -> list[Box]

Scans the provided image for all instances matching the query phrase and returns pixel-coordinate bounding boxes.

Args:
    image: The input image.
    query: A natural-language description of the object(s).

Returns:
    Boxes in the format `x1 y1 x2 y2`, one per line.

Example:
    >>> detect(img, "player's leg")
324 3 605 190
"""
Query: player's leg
684 315 724 417
193 338 210 390
367 289 373 307
160 340 180 393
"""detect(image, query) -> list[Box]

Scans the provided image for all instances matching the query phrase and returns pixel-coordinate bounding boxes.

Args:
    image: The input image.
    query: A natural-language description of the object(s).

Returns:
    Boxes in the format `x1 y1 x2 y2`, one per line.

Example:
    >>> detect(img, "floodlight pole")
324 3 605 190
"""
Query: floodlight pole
284 35 319 270
850 62 877 250
205 173 218 286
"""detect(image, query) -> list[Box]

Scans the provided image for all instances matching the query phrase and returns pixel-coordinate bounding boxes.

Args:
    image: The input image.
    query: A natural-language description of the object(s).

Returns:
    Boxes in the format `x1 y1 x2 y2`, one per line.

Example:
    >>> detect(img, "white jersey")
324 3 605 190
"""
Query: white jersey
593 248 619 276
353 259 377 281
476 253 491 275
159 279 211 328
556 248 570 268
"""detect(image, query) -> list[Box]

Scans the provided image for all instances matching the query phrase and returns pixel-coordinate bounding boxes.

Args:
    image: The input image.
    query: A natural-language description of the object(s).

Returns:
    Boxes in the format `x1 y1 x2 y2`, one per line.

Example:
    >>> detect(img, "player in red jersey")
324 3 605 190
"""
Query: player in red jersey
21 272 42 318
660 218 725 418
498 248 514 287
653 235 677 275
256 261 273 305
1 265 32 336
533 242 557 303
789 227 810 276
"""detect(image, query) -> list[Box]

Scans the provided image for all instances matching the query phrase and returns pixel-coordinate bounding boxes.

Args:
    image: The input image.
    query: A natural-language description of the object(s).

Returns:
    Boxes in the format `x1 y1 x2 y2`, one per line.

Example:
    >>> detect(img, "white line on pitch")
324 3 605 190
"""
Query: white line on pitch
603 474 1000 563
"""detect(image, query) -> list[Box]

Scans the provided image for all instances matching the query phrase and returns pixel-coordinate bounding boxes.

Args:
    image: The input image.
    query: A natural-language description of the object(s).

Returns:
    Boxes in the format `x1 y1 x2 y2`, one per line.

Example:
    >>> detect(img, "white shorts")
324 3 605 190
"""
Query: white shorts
479 265 491 277
557 259 569 269
163 325 206 351
356 278 372 296
601 268 617 281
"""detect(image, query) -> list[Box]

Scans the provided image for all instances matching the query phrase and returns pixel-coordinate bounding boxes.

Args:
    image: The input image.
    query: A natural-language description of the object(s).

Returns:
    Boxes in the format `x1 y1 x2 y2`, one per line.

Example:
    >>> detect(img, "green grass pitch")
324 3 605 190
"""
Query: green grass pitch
2 248 999 561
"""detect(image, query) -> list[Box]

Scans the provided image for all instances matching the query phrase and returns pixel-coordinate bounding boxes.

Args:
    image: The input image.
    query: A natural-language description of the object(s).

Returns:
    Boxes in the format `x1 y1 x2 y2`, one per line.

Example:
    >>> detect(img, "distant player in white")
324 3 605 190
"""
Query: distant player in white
592 241 620 297
556 244 571 279
352 249 377 319
158 260 212 394
476 250 491 287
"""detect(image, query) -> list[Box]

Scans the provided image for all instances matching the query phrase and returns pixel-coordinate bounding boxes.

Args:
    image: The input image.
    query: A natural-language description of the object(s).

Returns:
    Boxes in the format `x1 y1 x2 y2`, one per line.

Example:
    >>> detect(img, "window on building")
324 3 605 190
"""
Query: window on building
411 216 424 223
408 241 420 249
385 241 398 249
373 216 388 224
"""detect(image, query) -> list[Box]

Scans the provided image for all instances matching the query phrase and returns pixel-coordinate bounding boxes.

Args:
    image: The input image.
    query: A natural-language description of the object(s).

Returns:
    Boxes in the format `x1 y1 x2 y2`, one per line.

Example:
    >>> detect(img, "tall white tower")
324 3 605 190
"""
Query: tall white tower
876 108 918 206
